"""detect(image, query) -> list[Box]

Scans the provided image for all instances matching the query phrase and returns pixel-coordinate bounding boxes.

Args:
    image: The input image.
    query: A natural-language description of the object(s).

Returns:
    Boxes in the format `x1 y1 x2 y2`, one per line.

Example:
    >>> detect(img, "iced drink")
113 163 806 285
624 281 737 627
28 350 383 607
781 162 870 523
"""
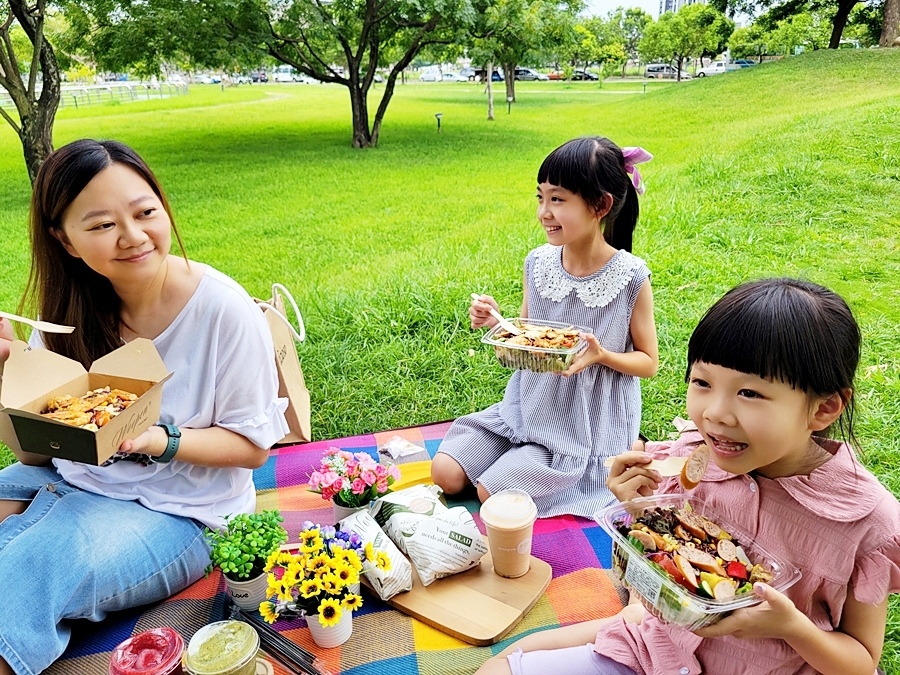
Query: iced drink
109 627 184 675
480 489 538 578
183 621 259 675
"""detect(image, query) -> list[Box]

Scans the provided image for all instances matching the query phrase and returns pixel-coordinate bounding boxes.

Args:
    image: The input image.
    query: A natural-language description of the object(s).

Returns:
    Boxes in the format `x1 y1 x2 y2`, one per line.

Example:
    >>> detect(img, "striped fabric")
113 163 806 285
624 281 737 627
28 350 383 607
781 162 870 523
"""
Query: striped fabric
47 421 625 675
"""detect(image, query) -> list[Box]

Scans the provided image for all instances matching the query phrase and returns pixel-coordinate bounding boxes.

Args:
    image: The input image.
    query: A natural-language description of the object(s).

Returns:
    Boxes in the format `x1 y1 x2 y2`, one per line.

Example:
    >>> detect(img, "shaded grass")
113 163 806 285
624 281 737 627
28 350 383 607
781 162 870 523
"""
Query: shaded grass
0 50 899 672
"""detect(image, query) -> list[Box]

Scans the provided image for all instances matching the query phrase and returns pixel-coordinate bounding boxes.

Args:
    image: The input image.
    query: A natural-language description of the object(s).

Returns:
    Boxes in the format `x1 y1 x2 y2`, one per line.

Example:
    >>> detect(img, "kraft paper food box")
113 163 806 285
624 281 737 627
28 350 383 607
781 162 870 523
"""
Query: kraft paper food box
0 338 172 465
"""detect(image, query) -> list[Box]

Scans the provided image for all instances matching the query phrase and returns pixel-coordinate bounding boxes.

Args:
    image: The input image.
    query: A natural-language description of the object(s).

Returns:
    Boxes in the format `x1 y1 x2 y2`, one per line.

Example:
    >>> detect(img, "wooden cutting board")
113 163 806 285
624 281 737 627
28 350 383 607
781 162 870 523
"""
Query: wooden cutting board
384 553 552 645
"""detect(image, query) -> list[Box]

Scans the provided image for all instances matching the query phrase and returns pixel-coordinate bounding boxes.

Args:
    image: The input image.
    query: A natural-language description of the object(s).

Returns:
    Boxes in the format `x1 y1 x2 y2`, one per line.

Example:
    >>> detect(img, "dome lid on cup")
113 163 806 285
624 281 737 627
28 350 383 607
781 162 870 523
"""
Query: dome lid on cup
480 489 537 529
109 627 184 675
184 620 259 675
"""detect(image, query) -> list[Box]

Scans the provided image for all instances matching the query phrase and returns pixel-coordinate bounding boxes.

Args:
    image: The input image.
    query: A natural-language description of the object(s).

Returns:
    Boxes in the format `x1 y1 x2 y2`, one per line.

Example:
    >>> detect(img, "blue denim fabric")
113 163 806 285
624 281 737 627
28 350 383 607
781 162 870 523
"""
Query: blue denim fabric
0 463 210 675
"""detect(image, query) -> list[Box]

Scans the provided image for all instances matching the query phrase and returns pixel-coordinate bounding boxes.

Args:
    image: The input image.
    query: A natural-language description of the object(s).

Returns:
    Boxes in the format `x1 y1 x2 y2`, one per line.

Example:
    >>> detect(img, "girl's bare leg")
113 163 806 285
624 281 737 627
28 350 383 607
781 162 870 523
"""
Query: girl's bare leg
430 453 471 495
0 657 12 675
0 499 26 523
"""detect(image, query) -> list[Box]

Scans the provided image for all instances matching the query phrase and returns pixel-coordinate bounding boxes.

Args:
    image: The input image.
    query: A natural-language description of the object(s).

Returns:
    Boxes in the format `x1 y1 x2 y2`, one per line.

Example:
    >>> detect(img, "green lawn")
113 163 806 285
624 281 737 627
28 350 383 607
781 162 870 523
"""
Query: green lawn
1 50 899 672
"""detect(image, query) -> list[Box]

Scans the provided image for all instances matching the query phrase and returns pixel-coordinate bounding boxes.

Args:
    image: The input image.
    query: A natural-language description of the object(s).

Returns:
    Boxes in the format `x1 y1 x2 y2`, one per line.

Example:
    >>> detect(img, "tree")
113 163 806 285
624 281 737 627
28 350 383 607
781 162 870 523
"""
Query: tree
69 0 475 148
639 5 730 80
880 0 899 45
0 1 61 183
728 24 769 60
710 0 865 48
766 10 831 53
606 6 651 76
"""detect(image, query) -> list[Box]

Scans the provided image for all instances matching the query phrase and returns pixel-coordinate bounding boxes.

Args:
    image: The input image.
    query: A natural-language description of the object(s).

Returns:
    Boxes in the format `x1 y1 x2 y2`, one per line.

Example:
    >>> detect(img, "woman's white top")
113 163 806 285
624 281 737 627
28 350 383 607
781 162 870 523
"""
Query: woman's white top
31 266 289 529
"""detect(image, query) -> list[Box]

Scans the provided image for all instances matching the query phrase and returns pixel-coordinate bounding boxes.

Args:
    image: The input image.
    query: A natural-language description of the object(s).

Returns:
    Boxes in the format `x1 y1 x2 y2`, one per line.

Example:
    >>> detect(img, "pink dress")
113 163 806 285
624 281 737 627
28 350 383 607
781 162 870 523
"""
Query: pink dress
595 431 900 675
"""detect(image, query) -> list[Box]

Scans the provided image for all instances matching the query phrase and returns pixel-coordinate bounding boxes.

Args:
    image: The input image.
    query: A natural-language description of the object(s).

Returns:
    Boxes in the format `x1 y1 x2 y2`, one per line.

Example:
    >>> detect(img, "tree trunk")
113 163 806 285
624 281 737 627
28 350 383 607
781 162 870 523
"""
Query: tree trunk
881 0 900 46
828 0 857 48
485 60 495 121
503 62 515 102
348 84 374 147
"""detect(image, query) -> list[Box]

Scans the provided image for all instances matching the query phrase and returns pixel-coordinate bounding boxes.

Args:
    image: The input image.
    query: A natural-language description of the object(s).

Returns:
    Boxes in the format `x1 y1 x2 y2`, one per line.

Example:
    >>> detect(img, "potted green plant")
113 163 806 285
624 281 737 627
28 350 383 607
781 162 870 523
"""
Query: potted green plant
205 510 288 611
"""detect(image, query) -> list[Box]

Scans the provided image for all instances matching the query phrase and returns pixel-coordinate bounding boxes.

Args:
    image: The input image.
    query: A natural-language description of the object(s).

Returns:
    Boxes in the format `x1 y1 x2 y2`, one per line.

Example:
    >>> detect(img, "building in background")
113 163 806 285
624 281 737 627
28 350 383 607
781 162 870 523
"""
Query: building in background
659 0 706 15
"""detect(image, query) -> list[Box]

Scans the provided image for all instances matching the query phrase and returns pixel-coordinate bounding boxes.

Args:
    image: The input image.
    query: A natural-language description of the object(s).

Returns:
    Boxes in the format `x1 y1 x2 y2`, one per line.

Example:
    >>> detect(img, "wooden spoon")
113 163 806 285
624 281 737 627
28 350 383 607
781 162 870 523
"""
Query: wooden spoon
604 455 687 477
470 293 523 335
0 310 75 334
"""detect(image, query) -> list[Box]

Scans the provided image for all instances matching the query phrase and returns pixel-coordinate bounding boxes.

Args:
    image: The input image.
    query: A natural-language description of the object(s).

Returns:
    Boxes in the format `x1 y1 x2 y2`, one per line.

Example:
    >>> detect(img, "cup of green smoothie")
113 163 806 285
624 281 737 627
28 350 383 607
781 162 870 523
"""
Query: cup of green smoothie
183 621 259 675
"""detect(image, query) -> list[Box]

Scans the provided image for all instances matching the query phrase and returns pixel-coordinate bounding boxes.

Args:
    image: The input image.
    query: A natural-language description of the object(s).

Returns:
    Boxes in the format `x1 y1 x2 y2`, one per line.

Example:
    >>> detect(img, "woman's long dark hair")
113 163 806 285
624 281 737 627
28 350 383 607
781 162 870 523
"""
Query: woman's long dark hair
19 139 186 367
536 136 640 252
687 278 861 445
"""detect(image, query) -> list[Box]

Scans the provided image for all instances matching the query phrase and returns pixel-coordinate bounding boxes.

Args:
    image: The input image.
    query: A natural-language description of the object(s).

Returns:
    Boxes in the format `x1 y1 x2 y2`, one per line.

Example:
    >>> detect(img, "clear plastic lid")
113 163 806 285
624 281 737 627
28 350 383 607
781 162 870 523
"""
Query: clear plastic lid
109 627 184 675
480 489 538 529
184 621 259 675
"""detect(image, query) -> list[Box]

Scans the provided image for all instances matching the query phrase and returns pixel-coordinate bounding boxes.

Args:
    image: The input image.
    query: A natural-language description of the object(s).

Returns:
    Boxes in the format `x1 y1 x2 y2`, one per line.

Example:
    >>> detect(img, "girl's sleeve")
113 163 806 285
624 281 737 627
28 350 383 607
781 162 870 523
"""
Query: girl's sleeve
850 519 900 604
210 293 289 450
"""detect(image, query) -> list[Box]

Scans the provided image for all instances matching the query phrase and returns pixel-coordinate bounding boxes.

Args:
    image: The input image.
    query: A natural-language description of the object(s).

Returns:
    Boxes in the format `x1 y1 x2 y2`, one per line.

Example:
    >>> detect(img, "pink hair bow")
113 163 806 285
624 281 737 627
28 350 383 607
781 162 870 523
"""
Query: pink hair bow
622 146 653 195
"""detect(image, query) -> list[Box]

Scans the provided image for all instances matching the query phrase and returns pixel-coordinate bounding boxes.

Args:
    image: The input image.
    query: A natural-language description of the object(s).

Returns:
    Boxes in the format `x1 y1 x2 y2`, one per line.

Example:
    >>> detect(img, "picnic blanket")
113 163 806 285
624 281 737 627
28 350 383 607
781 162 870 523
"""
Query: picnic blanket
47 421 625 675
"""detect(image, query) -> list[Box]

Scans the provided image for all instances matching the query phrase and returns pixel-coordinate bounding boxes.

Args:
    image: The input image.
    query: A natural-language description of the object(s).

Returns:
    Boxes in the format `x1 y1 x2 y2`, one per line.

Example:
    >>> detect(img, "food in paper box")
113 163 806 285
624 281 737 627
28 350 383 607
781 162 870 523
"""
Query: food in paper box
371 484 446 555
405 507 488 585
481 319 588 372
41 386 138 430
337 510 413 600
595 494 800 629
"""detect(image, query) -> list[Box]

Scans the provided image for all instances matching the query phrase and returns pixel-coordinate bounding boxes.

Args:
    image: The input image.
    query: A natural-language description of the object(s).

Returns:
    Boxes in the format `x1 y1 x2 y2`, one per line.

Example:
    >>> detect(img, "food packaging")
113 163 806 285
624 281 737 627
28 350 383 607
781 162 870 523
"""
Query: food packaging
405 506 488 586
594 494 801 630
481 319 588 373
0 339 172 465
371 484 446 555
338 509 413 600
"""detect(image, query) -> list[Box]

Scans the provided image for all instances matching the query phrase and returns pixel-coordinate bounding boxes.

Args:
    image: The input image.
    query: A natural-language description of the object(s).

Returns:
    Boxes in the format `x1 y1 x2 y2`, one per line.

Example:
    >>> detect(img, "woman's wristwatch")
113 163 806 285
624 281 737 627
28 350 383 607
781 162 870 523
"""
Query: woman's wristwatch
153 423 182 463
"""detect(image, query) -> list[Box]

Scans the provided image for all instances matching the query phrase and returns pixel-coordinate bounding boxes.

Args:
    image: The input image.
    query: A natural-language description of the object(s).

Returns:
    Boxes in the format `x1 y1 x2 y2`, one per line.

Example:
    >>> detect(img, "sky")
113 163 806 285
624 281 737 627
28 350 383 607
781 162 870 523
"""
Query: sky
584 0 660 19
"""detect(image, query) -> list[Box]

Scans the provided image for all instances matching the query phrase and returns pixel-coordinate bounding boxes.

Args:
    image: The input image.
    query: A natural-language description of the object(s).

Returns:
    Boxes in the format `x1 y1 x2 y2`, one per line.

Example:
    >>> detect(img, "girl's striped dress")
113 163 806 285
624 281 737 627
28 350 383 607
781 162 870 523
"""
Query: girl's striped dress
438 244 650 518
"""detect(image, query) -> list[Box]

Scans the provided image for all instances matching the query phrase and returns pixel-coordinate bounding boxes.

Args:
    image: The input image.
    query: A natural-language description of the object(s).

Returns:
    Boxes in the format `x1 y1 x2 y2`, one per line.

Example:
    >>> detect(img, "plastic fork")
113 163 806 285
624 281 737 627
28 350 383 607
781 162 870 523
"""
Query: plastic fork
470 294 523 335
604 455 687 477
0 310 75 334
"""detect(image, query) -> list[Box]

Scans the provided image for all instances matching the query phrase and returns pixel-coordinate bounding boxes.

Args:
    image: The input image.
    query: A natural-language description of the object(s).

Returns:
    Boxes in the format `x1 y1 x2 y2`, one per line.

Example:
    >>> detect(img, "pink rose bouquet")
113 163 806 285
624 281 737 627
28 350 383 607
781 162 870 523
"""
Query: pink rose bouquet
308 447 401 509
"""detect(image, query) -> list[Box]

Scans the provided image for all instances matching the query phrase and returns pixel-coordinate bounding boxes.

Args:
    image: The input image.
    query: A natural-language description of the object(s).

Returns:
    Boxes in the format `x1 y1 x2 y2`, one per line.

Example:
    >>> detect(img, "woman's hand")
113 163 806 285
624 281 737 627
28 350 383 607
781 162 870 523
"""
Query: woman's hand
562 333 607 377
694 584 804 640
0 317 13 364
119 424 168 457
606 440 660 502
470 294 500 330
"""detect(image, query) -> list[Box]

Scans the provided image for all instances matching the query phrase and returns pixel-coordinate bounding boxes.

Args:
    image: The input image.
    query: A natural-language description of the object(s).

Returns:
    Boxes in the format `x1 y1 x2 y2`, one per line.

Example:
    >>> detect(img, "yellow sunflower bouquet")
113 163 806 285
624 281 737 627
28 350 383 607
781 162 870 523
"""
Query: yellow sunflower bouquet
259 521 390 627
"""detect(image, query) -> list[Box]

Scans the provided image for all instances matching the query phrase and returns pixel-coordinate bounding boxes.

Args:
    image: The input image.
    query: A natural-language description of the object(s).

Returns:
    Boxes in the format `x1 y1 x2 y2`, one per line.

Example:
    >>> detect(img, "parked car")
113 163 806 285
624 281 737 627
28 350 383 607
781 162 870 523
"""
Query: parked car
548 70 565 80
460 67 477 81
570 69 599 81
442 72 468 82
473 68 504 82
251 71 268 83
732 59 756 67
514 68 549 81
696 61 739 77
419 71 441 82
644 63 691 79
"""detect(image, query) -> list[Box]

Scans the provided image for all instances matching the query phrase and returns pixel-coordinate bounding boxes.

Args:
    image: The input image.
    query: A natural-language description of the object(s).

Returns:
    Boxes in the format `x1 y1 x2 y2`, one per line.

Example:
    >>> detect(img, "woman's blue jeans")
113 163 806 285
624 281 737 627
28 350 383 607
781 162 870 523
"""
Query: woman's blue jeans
0 463 210 675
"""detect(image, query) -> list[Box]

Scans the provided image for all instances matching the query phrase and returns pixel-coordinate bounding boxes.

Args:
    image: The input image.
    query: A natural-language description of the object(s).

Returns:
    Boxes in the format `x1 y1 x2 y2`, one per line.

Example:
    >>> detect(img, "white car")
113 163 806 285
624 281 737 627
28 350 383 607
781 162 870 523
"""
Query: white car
442 72 468 82
419 71 441 82
696 61 739 77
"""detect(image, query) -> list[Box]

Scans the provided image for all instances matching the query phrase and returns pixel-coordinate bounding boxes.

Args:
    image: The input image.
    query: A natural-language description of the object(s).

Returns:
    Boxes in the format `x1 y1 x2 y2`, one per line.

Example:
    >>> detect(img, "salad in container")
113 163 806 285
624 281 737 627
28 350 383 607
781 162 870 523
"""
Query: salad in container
594 494 801 630
481 319 588 373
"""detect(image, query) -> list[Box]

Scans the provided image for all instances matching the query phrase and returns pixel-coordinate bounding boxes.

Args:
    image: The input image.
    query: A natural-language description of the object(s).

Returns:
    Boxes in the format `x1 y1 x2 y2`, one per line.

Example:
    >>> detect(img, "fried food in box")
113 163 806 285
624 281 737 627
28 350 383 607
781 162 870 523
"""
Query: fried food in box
41 386 138 431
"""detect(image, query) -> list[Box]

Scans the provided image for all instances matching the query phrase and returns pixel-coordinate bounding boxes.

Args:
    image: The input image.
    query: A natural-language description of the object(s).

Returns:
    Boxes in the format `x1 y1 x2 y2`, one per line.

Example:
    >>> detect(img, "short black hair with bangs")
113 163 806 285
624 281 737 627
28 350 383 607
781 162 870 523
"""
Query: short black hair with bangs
686 278 860 441
537 136 639 252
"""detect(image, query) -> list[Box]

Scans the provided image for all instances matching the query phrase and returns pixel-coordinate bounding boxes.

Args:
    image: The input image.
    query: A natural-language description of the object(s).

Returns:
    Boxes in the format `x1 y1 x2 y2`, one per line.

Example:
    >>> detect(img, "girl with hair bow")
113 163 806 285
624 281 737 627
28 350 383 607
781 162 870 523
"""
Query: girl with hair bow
433 136 658 520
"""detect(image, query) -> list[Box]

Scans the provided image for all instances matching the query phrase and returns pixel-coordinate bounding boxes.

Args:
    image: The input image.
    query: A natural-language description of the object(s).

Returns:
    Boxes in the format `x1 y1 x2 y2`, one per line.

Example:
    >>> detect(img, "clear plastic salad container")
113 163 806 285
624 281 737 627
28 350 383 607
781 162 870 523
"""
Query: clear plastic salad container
481 319 588 373
594 494 801 630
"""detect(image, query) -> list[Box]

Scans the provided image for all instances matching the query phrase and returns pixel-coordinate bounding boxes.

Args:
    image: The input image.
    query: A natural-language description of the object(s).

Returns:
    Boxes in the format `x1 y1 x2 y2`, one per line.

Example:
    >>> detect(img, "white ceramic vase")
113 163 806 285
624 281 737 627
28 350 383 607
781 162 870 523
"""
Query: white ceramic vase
306 610 353 648
332 502 368 524
226 572 269 612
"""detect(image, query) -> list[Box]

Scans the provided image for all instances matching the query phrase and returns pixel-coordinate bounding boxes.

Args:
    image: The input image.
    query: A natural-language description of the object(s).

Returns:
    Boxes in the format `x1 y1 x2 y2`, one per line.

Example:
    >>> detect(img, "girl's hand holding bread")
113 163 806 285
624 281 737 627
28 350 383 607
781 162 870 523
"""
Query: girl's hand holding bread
606 440 661 502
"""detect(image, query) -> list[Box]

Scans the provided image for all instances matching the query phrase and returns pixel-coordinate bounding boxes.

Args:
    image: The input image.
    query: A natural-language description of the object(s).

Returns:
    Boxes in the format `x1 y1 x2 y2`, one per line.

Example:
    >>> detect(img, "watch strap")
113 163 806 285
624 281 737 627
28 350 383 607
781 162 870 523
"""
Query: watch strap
154 423 181 463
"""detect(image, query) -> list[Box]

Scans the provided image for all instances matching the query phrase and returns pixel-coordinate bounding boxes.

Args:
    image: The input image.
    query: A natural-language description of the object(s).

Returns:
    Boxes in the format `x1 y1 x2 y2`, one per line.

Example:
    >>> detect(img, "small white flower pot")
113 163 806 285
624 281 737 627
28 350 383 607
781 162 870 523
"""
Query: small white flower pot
306 609 353 648
225 572 268 612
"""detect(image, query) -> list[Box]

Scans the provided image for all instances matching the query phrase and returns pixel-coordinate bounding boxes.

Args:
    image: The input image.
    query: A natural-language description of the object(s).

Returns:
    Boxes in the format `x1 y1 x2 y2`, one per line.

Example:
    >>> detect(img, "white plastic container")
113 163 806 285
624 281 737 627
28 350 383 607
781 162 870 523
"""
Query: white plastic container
481 319 588 373
594 494 801 630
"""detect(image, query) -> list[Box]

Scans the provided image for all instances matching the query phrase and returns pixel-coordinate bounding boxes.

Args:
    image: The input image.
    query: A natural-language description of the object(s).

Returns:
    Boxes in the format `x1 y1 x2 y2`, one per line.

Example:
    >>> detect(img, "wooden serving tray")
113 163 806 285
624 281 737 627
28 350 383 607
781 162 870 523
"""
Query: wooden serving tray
384 553 552 645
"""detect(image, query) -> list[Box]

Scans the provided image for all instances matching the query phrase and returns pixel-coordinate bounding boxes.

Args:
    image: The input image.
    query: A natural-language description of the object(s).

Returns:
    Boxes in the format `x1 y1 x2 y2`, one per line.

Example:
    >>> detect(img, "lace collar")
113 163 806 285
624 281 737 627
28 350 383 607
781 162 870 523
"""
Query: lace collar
532 244 645 308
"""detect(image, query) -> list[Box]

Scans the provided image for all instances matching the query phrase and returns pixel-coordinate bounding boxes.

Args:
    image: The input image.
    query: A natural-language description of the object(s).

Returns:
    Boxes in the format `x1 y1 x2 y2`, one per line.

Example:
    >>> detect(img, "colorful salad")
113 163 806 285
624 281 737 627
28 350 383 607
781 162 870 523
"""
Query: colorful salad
614 504 774 601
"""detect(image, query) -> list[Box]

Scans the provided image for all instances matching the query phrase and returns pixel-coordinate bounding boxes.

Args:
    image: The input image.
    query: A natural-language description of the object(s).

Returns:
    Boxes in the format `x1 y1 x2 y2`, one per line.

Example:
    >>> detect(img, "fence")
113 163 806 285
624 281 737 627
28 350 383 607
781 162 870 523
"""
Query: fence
0 82 189 112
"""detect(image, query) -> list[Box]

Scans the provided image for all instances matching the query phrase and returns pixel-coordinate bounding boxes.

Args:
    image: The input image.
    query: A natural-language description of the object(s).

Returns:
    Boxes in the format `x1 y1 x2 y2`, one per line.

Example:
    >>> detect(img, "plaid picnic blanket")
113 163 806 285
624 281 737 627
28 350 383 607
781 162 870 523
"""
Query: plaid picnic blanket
48 421 625 675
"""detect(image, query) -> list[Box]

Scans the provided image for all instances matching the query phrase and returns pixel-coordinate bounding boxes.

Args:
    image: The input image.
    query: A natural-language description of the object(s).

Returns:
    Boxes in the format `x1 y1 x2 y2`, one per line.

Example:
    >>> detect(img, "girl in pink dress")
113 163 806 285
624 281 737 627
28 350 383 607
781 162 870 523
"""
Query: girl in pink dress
476 277 900 675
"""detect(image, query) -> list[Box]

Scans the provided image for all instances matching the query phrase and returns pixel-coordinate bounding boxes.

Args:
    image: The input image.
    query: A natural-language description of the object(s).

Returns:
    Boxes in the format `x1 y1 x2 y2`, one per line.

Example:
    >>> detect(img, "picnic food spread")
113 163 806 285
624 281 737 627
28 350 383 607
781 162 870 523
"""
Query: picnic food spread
614 503 774 602
108 627 184 675
40 386 138 430
481 319 587 372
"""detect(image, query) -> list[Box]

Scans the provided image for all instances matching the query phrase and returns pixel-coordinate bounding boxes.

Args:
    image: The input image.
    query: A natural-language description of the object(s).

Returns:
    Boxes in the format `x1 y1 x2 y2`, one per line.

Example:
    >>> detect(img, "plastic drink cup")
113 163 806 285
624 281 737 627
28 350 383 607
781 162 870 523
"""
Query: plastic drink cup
480 489 538 578
183 621 259 675
109 627 185 675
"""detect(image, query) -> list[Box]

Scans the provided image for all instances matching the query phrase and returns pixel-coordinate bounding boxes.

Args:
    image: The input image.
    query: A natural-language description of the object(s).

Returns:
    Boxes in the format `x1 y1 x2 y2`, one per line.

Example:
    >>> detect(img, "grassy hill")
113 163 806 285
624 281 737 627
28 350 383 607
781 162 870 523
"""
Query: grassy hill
1 48 899 671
